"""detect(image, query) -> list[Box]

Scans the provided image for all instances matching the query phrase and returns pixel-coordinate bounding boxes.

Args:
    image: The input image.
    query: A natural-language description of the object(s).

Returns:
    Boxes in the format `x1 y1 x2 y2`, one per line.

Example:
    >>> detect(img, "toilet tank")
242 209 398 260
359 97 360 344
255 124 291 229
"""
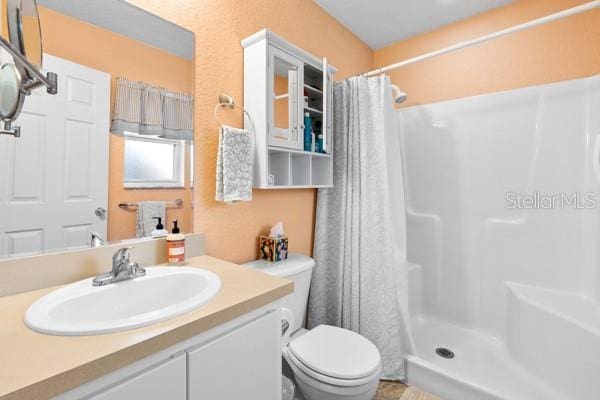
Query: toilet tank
243 254 315 334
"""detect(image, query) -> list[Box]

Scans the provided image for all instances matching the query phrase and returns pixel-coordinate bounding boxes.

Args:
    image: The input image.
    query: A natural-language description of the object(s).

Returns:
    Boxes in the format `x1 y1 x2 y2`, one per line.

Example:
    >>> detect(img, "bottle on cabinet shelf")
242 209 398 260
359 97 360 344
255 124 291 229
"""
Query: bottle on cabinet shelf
303 112 313 152
315 132 323 153
314 120 323 153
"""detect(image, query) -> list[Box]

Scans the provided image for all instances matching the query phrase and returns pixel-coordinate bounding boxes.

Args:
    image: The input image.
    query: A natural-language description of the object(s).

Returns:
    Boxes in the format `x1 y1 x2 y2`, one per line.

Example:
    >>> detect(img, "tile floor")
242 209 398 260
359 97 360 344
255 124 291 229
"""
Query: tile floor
375 381 441 400
375 381 408 399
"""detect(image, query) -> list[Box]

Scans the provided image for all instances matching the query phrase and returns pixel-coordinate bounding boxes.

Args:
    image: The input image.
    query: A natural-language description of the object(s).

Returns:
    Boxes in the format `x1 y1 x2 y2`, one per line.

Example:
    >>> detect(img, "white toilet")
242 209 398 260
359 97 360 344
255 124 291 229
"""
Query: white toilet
244 254 381 400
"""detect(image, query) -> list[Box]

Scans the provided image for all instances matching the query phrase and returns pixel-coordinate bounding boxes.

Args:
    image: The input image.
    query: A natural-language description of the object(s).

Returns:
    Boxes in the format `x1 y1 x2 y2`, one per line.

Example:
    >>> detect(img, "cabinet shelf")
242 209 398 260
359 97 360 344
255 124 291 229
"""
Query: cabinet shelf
268 146 331 158
305 106 323 116
261 184 333 190
304 84 323 95
266 149 333 187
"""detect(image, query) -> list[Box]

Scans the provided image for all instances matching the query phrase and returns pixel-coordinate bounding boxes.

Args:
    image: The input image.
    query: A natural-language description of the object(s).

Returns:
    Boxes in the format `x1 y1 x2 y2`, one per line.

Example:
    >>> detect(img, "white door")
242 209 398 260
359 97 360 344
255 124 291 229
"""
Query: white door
0 54 110 258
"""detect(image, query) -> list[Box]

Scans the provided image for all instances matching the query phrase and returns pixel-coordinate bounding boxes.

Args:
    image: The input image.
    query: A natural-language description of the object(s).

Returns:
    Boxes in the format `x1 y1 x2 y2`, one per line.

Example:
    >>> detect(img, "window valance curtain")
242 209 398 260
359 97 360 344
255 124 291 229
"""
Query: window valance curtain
111 77 194 141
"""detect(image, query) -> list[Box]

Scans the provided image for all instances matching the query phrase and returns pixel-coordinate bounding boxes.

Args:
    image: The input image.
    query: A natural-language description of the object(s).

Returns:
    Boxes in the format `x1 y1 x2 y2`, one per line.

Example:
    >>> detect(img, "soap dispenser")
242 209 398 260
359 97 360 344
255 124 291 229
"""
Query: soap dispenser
151 217 168 238
167 220 185 266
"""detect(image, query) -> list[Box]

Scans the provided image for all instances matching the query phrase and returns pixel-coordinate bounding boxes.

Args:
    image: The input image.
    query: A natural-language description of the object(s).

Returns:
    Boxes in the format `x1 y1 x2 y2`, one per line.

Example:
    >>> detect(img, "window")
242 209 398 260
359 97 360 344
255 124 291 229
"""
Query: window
124 133 185 188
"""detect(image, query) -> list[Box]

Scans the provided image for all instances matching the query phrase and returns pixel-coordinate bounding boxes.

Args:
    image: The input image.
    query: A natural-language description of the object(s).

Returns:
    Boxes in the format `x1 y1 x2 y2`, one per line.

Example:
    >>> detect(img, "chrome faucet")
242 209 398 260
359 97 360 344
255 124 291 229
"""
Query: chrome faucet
92 247 146 286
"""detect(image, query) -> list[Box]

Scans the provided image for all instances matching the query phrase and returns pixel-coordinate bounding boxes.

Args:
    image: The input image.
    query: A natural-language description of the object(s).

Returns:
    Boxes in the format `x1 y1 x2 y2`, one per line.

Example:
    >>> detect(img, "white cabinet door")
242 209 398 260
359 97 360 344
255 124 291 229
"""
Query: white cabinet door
89 354 186 400
268 45 304 150
322 57 334 154
188 310 282 400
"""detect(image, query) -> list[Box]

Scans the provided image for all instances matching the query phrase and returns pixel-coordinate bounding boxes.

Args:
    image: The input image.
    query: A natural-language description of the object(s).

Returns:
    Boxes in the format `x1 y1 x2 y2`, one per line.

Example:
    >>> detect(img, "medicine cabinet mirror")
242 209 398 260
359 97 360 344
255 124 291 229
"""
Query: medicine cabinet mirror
0 0 195 260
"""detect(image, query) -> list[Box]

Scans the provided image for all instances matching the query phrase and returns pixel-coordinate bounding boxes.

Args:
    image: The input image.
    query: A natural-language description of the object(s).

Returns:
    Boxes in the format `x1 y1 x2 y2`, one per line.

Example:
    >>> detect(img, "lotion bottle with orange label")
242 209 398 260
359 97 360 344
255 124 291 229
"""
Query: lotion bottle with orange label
167 220 185 266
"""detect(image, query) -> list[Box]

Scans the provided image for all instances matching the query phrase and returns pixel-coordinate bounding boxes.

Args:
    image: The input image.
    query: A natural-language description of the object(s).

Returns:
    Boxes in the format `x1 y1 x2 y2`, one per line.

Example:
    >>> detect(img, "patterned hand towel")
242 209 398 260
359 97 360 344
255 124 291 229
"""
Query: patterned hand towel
136 201 166 237
216 125 253 202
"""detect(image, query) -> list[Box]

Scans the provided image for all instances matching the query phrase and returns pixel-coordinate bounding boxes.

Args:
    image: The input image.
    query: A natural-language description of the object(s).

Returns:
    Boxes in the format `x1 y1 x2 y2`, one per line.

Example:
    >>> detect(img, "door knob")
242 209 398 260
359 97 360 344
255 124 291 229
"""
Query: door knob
95 207 107 217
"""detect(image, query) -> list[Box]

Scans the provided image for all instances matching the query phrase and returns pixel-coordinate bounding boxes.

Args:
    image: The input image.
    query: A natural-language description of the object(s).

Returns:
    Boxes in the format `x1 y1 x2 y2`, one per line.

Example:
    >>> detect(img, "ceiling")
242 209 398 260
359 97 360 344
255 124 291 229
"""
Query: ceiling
314 0 514 50
38 0 194 60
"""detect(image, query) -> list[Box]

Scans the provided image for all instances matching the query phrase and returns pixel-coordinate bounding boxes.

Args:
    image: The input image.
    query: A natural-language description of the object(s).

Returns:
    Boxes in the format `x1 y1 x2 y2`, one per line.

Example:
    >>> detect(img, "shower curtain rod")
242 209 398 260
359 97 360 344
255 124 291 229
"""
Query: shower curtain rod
361 1 599 78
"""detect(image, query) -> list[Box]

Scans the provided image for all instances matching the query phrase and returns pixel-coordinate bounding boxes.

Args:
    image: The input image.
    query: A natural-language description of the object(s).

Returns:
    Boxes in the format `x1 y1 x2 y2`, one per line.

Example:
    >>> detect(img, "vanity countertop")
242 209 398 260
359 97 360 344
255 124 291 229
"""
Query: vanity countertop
0 255 293 400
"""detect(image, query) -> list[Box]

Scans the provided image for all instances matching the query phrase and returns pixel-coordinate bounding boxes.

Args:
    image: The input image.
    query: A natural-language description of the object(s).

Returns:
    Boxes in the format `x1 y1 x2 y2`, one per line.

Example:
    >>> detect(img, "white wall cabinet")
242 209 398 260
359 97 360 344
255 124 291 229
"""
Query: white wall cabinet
54 306 281 400
242 29 335 189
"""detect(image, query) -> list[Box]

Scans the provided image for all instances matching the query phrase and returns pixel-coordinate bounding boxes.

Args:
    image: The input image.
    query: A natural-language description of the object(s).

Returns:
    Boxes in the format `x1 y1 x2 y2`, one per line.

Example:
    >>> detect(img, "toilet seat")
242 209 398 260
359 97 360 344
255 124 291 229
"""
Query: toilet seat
286 347 381 387
286 325 381 387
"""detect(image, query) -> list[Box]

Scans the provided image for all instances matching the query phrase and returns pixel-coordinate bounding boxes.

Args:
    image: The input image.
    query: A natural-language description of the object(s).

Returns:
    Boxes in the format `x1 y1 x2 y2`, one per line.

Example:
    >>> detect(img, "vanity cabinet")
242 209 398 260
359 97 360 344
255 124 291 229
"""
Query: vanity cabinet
188 308 281 400
54 307 282 400
89 354 186 400
242 29 335 189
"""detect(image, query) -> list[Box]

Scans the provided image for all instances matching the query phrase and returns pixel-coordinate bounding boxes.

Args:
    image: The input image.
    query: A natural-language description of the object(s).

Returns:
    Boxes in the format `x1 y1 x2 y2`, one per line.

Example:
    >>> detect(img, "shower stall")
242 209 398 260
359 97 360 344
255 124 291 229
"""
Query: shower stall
397 74 600 400
314 2 599 397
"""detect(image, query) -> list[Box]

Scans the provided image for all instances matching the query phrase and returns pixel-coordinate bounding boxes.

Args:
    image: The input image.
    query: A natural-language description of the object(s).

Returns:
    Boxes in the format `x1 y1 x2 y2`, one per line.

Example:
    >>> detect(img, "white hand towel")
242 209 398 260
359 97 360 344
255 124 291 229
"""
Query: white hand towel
136 201 166 238
215 125 253 202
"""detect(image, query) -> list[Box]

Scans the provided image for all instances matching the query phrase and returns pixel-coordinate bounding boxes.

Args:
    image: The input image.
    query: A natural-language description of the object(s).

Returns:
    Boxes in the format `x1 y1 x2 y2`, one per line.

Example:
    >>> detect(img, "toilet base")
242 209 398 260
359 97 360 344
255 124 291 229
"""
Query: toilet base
284 350 380 400
293 365 379 400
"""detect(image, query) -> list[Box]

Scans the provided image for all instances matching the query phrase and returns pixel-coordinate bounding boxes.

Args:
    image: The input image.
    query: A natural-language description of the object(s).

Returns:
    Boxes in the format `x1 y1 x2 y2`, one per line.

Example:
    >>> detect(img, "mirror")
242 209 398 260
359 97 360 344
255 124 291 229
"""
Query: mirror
8 0 43 80
0 0 195 259
0 63 22 119
1 0 55 136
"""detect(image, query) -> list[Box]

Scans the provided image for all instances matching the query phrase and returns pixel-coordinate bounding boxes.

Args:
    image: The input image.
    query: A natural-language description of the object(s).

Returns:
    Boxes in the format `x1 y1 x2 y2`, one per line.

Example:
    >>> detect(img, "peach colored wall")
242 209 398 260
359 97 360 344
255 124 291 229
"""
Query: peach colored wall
128 0 373 263
38 7 194 241
374 0 600 107
1 0 6 37
1 0 11 63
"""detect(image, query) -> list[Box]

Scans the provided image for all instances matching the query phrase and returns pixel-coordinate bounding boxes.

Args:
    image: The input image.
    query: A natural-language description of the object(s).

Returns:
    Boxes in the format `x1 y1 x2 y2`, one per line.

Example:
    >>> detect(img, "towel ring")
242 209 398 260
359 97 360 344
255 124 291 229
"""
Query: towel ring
213 92 255 133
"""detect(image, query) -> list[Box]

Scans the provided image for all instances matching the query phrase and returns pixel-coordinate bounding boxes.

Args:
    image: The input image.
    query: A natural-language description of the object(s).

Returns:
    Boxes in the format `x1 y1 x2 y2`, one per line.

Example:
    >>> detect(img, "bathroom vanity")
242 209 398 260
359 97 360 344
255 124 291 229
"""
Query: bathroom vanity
0 256 292 400
1 2 293 399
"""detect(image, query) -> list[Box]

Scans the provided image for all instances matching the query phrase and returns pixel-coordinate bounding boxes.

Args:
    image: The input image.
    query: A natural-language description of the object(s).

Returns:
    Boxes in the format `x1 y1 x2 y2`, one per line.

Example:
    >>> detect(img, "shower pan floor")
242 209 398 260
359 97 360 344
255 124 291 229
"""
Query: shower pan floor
405 317 564 400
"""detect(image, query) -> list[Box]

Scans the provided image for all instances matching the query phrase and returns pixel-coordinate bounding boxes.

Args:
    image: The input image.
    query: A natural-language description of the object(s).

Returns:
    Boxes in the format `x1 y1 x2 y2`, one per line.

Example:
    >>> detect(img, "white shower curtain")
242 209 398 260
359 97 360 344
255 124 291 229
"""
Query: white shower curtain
308 75 414 380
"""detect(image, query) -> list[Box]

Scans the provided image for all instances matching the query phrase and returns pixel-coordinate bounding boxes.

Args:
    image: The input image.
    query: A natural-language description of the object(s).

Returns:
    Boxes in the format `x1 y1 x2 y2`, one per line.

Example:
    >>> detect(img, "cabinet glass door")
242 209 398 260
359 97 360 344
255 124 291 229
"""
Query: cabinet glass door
268 46 303 149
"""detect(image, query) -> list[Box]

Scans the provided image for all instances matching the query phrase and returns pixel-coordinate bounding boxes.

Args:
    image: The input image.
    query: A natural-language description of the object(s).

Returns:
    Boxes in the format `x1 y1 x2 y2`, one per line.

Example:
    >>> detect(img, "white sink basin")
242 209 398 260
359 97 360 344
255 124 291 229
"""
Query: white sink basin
25 267 221 336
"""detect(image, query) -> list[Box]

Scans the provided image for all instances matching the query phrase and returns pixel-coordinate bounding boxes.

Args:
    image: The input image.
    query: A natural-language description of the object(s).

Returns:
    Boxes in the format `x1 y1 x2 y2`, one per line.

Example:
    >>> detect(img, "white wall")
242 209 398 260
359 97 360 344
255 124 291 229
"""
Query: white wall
397 75 600 339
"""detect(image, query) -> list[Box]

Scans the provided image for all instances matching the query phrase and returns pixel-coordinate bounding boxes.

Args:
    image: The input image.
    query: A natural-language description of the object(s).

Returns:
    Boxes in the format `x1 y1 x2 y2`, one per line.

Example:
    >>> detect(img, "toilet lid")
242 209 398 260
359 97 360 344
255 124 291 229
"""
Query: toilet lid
288 325 381 380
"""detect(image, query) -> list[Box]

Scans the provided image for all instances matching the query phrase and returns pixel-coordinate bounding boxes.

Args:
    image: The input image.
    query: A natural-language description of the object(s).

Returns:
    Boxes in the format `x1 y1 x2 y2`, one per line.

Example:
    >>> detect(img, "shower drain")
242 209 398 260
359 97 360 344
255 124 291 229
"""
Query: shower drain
435 347 455 359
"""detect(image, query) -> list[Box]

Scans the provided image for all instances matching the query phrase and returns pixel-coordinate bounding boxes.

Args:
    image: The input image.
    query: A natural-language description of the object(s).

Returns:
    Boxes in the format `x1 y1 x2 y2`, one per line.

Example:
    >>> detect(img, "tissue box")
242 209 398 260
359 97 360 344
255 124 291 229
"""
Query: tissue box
259 236 288 262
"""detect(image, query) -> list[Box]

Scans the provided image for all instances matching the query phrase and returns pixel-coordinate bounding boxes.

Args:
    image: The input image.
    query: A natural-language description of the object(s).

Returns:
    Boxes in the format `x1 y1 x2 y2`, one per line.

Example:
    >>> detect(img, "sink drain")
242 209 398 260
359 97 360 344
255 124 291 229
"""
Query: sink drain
435 347 455 359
